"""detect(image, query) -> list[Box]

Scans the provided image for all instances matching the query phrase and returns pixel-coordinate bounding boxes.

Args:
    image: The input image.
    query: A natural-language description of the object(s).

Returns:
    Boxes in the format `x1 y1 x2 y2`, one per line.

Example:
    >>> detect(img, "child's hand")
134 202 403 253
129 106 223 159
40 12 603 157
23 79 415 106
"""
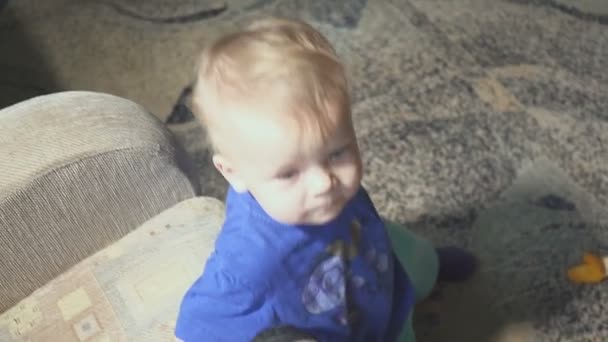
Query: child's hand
567 252 607 284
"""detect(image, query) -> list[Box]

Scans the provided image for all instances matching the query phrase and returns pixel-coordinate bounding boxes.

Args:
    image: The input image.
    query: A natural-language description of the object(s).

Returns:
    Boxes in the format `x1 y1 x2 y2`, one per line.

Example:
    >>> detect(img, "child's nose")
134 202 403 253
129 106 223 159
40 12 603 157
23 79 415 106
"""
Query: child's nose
309 167 333 196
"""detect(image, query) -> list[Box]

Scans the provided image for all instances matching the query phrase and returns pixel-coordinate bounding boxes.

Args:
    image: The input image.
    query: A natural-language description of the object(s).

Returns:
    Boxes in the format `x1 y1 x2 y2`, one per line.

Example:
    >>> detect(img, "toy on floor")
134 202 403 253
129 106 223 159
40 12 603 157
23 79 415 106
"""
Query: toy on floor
567 252 608 284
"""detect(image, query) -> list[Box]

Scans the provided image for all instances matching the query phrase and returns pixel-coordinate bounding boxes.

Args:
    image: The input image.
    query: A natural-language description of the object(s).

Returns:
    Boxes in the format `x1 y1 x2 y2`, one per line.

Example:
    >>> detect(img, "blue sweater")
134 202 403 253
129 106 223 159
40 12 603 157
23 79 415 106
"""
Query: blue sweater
175 186 415 341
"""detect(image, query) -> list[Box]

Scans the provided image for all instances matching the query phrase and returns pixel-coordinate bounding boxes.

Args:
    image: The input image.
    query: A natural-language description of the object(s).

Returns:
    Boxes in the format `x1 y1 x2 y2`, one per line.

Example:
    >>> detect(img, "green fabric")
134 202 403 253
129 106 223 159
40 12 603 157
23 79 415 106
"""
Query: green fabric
385 220 440 342
398 314 416 342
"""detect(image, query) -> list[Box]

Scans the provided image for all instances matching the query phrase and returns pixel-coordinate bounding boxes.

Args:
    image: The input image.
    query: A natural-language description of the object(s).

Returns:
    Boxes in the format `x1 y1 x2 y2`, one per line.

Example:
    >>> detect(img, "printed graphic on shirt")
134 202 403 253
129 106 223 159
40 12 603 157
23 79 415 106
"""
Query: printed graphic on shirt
301 219 390 326
301 255 345 315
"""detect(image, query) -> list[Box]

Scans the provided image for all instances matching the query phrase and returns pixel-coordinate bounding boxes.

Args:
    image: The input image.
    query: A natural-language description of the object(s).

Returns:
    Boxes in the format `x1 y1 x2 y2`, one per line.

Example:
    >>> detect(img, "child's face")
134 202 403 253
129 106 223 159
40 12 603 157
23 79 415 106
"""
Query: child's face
215 104 362 226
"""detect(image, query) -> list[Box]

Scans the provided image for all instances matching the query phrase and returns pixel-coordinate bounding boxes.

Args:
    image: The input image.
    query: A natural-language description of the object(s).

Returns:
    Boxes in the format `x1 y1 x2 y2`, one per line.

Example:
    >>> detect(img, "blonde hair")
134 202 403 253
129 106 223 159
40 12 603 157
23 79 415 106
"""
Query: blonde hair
192 17 350 152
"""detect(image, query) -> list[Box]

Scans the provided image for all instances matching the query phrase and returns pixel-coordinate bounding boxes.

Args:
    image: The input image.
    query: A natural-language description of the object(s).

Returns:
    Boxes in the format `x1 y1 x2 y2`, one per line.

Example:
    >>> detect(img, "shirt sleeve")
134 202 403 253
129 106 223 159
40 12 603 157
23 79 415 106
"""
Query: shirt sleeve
175 257 276 342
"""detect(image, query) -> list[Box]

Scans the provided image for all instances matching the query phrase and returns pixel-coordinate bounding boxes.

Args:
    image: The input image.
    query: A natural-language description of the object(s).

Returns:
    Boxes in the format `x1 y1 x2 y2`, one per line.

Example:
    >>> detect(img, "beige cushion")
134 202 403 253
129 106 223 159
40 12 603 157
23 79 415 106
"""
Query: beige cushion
0 91 199 312
0 196 225 342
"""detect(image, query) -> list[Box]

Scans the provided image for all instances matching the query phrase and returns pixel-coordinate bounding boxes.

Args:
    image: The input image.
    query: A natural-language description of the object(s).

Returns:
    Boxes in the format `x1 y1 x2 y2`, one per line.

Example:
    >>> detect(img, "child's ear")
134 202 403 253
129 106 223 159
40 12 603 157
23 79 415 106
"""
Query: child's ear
212 154 247 192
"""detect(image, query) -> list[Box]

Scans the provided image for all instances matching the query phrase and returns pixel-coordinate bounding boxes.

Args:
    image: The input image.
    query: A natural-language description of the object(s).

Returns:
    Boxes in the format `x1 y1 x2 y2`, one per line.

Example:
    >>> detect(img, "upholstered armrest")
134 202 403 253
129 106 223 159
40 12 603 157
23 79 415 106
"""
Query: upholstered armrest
0 196 225 340
0 91 199 312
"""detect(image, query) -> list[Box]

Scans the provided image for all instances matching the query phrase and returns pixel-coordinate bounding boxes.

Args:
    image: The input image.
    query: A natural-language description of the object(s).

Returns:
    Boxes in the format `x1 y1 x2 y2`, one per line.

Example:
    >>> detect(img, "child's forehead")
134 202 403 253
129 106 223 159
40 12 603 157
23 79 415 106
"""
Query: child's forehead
248 103 348 140
226 107 352 162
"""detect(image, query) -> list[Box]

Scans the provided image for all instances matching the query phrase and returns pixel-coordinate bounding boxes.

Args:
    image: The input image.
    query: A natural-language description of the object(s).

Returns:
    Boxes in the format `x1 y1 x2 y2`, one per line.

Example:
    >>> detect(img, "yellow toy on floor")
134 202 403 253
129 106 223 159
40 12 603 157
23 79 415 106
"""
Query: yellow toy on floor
567 252 608 284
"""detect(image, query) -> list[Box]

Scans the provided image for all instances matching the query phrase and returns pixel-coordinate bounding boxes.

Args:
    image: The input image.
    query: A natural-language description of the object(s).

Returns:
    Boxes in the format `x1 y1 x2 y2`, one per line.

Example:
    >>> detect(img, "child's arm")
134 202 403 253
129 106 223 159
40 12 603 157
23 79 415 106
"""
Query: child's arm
175 260 275 342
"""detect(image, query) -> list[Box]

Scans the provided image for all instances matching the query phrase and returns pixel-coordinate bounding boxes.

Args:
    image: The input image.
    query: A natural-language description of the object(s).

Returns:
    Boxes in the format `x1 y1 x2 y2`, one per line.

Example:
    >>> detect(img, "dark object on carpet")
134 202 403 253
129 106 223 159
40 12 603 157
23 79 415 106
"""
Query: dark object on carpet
292 0 367 29
96 1 228 24
535 194 576 211
436 246 478 282
509 0 608 25
166 85 195 124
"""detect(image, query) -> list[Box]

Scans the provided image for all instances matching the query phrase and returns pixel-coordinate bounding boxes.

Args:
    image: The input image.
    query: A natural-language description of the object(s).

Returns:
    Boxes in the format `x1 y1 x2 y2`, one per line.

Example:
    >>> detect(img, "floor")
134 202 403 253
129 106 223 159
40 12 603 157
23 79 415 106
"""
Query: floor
2 0 608 340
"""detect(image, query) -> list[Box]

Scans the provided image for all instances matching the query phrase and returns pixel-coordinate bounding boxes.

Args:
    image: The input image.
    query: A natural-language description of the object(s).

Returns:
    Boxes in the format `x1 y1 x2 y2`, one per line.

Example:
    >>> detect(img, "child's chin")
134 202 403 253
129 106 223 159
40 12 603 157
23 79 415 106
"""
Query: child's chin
286 212 337 227
305 204 345 226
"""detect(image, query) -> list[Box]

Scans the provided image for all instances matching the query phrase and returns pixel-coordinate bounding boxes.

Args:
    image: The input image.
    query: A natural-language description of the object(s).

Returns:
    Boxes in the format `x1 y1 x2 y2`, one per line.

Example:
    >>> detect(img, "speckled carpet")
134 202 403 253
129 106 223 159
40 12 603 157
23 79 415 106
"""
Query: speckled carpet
2 0 608 340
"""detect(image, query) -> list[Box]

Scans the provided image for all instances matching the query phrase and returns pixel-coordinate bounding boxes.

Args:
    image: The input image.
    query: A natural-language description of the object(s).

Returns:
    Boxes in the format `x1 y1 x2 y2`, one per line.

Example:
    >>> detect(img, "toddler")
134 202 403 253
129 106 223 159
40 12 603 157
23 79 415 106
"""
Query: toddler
175 17 476 342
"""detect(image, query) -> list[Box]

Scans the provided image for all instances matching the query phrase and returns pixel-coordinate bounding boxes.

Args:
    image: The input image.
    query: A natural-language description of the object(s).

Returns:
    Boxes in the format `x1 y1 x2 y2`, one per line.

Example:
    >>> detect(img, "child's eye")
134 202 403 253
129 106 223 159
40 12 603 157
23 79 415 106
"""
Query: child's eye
329 146 349 161
277 170 298 180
